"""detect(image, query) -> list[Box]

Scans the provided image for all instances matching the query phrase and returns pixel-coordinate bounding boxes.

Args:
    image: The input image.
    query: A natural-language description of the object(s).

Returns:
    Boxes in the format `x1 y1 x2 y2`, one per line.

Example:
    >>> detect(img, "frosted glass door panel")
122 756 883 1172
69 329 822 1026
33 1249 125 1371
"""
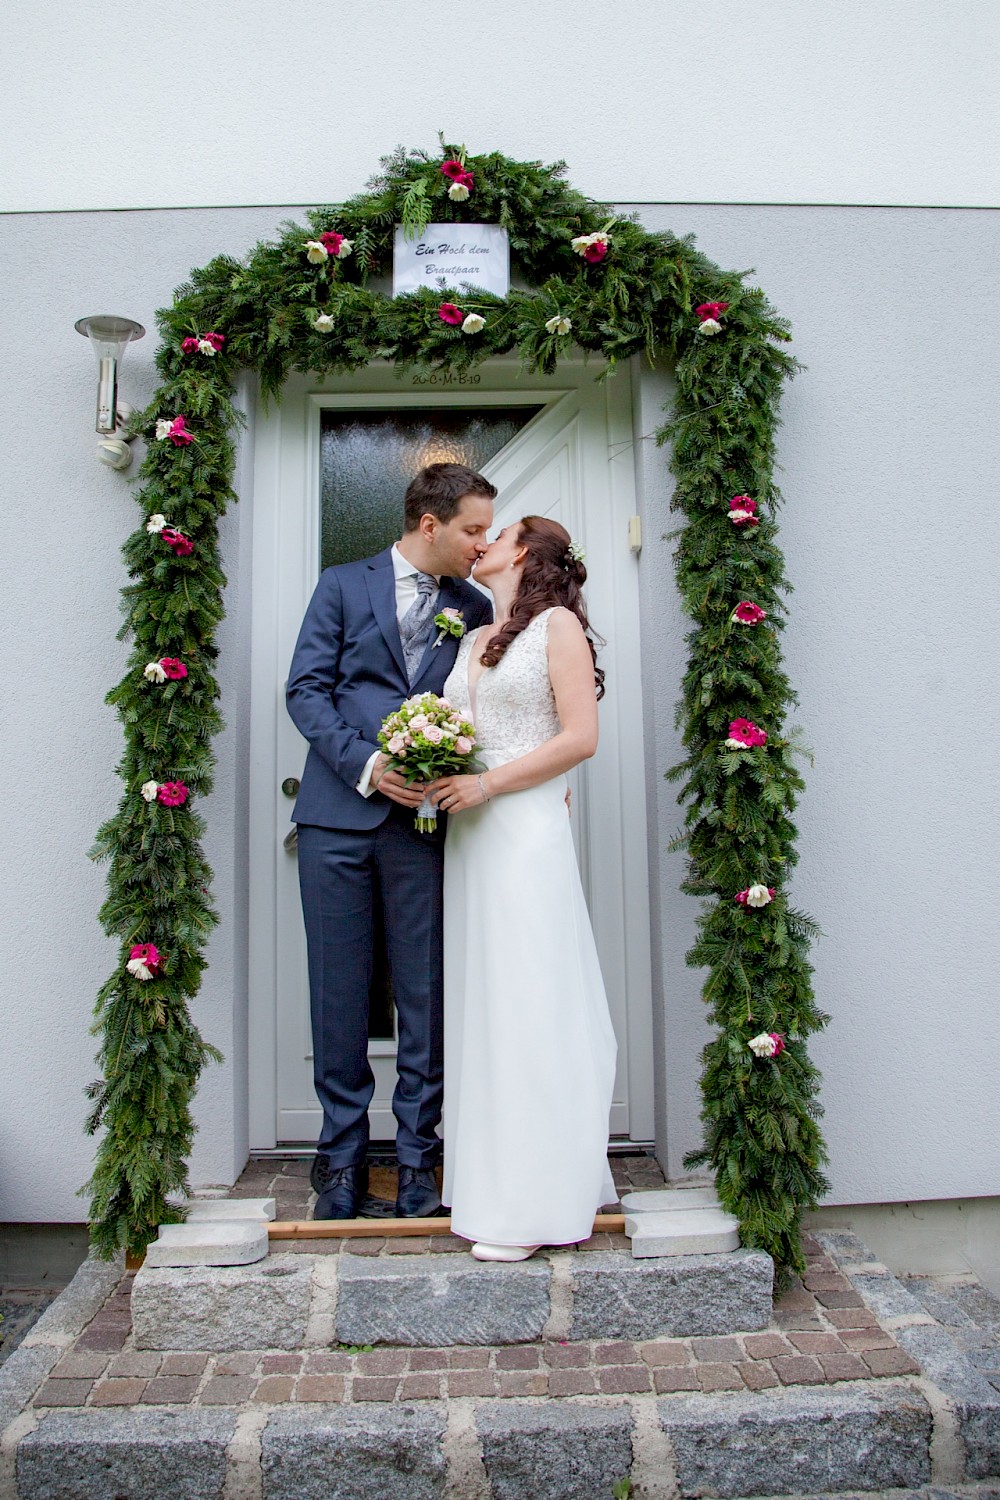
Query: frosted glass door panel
320 407 541 571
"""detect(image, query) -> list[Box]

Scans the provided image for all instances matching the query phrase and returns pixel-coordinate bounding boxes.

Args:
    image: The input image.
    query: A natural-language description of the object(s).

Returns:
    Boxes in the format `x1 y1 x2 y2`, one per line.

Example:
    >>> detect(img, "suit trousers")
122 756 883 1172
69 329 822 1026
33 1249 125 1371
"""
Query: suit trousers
296 810 445 1169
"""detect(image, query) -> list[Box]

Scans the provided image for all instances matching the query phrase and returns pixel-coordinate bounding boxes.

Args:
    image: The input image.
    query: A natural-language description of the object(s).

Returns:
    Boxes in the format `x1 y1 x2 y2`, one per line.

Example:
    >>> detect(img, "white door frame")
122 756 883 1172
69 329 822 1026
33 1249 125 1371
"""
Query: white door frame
247 357 654 1147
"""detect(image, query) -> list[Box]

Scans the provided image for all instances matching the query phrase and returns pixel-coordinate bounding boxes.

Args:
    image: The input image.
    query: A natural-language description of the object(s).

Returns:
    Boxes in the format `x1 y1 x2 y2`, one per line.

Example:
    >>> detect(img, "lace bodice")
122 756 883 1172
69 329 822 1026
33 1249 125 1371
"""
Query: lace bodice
444 608 562 763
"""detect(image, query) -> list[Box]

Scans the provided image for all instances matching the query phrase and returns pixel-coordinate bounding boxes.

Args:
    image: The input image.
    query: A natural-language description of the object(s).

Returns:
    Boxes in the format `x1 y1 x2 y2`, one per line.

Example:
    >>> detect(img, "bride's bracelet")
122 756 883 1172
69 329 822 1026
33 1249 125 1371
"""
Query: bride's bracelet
477 774 491 805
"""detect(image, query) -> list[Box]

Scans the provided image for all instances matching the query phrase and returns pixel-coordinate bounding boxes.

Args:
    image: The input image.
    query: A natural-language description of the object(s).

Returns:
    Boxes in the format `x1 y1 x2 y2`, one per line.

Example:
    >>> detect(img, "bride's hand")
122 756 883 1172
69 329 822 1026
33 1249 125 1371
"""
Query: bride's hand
428 774 487 814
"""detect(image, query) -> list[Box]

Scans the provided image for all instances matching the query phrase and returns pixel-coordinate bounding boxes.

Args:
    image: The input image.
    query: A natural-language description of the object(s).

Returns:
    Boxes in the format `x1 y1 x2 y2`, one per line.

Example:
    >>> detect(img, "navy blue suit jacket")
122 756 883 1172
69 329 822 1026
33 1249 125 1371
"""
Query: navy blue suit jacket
286 547 493 830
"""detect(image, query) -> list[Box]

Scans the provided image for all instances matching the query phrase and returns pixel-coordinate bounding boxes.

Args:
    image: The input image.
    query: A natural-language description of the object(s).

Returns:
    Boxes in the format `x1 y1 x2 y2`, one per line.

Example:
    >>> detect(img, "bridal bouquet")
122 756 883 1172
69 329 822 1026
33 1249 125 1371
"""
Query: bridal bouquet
378 692 477 833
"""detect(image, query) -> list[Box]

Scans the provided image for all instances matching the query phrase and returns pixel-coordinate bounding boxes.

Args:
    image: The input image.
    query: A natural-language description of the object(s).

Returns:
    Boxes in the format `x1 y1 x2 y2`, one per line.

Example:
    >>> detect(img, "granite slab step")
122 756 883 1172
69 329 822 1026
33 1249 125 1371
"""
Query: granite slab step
13 1385 938 1500
130 1245 774 1350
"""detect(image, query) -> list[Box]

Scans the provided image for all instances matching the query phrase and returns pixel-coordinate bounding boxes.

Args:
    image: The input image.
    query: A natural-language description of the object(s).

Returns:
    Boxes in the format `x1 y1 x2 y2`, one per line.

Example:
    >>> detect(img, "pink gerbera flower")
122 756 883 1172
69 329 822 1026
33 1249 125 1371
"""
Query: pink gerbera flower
726 718 767 749
438 303 463 326
126 942 163 981
732 601 767 626
161 529 194 557
157 782 189 807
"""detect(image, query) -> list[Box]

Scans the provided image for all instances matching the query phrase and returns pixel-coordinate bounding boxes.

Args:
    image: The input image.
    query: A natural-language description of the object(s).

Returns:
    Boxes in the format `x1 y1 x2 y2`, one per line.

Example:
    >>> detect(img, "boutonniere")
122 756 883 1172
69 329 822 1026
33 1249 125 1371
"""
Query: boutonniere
432 608 465 648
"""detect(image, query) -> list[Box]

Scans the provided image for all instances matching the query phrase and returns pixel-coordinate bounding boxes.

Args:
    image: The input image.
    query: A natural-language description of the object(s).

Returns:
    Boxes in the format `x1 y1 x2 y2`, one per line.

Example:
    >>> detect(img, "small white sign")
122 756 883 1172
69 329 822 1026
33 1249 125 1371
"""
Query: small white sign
393 223 510 299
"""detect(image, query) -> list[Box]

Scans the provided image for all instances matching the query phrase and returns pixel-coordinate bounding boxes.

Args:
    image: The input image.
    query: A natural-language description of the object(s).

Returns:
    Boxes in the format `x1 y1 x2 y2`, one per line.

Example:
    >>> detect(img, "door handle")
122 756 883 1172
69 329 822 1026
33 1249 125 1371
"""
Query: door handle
283 827 298 852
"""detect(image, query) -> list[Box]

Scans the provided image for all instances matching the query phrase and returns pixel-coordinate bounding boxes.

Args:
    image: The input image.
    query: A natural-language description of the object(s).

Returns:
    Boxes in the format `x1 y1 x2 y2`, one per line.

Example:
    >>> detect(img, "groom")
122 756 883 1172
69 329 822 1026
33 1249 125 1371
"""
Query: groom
286 463 496 1218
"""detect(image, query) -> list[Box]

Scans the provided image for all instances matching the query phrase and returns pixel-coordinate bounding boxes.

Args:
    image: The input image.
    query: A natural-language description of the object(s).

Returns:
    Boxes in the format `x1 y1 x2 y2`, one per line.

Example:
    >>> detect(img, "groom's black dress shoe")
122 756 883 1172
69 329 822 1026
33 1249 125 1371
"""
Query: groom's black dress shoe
395 1165 443 1218
312 1159 369 1220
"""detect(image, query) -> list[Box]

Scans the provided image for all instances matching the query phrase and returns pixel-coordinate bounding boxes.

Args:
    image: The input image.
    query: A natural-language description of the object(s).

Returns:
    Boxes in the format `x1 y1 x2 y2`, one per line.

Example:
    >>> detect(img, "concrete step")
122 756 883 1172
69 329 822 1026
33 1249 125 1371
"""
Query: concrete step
130 1246 775 1352
14 1382 936 1499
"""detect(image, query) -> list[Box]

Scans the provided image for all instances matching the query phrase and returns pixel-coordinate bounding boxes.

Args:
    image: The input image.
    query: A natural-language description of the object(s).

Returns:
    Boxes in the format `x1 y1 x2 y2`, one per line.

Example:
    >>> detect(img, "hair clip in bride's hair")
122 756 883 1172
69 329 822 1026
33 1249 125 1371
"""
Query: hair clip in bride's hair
565 540 585 565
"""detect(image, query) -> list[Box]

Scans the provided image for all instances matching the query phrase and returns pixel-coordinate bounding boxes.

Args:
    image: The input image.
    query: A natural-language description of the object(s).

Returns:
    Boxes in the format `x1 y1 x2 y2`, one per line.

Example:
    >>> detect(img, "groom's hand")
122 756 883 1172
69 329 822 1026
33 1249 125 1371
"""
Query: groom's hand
371 754 426 808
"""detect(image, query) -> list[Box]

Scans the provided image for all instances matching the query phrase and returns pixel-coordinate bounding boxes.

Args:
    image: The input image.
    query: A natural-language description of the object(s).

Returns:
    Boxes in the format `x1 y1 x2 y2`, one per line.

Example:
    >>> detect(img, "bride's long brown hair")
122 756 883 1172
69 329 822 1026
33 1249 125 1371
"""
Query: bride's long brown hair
480 516 605 699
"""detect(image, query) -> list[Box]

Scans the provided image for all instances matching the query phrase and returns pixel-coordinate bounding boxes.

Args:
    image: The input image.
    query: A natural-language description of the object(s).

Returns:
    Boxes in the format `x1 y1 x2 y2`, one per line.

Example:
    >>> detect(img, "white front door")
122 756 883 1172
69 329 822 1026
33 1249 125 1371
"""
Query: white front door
248 359 654 1147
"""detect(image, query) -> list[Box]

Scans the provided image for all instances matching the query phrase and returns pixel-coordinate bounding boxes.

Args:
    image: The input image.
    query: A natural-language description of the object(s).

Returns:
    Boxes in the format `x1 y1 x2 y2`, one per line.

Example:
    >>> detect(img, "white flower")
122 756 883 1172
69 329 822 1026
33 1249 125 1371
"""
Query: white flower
126 956 155 981
748 1032 778 1058
145 514 167 534
448 181 470 202
197 339 216 356
545 315 572 335
462 313 485 334
698 318 722 336
313 313 335 333
155 418 174 441
441 608 462 621
571 231 609 257
746 884 774 908
336 238 353 258
304 239 329 263
729 508 754 524
725 737 750 750
143 661 167 684
140 780 160 802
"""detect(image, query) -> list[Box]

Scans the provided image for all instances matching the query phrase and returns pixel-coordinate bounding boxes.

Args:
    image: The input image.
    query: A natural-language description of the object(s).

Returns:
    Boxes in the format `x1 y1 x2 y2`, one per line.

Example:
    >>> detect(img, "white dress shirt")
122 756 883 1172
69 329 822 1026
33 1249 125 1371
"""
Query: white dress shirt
356 545 440 797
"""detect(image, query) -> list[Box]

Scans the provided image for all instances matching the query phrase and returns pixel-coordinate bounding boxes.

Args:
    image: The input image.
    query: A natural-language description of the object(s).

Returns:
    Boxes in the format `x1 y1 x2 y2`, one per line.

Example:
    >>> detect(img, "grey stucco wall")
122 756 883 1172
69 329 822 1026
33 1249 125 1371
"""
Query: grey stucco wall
0 207 300 1220
1 201 998 1221
634 204 1000 1200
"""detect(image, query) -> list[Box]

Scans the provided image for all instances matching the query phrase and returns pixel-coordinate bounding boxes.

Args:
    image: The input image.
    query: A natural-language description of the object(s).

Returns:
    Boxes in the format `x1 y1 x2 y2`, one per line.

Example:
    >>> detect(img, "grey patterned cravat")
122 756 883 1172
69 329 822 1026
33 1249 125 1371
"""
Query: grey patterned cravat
399 572 438 682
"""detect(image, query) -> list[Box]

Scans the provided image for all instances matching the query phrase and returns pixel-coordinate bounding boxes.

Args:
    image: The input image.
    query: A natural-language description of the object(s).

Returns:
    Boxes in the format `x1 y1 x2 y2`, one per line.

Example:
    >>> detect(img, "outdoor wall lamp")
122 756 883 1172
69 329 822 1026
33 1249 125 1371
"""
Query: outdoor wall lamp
75 314 145 469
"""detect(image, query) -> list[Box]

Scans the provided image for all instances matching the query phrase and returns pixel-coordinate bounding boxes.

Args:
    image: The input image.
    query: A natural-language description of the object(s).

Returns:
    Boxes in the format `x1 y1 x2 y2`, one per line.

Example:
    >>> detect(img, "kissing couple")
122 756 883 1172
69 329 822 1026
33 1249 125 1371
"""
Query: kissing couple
286 462 616 1260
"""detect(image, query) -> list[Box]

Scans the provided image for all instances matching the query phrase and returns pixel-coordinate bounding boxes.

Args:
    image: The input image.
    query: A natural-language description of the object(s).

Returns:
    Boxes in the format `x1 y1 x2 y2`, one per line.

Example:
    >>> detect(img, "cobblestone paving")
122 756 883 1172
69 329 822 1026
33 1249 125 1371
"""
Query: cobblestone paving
903 1270 1000 1393
30 1231 921 1411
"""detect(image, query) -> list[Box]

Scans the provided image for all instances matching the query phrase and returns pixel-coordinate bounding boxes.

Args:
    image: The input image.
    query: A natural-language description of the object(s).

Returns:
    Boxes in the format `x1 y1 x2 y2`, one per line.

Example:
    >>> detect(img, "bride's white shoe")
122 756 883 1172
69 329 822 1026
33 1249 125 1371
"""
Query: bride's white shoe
470 1242 541 1262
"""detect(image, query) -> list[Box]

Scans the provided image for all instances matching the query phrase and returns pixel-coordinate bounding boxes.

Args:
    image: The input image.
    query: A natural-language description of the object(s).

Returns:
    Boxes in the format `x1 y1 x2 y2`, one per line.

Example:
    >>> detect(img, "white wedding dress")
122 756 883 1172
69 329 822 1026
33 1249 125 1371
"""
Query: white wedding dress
441 608 618 1246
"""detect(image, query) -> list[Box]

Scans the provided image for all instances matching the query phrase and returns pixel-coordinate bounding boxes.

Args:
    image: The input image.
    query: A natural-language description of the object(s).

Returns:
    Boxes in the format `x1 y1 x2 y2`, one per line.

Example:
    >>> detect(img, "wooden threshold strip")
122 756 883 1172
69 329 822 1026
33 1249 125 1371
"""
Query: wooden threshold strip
267 1213 627 1240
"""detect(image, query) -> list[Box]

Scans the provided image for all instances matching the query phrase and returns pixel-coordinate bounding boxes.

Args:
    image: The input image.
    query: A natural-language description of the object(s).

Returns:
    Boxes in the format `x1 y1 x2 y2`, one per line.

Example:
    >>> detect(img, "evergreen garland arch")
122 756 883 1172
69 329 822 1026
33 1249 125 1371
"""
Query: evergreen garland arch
88 141 829 1278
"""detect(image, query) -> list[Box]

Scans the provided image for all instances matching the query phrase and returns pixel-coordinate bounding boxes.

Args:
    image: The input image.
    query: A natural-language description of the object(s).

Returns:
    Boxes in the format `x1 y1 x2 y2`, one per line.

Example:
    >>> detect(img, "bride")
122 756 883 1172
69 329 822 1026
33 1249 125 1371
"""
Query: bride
428 515 617 1261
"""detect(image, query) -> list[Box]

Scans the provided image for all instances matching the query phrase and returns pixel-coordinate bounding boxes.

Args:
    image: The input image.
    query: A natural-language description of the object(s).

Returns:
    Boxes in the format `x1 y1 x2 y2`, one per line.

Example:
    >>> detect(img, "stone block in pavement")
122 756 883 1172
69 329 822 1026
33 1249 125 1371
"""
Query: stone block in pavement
476 1400 633 1500
570 1250 772 1339
17 1408 234 1500
625 1207 740 1257
661 1383 931 1497
261 1403 447 1499
145 1221 269 1267
896 1322 1000 1480
131 1255 311 1350
185 1196 276 1221
335 1253 550 1347
620 1186 721 1213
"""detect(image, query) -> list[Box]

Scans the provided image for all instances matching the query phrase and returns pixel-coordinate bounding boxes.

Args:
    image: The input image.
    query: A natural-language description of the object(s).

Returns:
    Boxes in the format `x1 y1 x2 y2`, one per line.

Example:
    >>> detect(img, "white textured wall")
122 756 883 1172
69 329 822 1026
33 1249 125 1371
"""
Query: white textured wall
637 203 1000 1204
2 0 998 213
2 198 998 1221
